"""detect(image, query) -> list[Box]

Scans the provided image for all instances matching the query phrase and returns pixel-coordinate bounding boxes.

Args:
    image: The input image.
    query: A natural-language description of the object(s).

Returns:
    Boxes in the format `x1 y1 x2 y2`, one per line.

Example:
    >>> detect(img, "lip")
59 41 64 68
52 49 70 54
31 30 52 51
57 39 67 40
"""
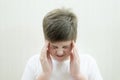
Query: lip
56 55 64 57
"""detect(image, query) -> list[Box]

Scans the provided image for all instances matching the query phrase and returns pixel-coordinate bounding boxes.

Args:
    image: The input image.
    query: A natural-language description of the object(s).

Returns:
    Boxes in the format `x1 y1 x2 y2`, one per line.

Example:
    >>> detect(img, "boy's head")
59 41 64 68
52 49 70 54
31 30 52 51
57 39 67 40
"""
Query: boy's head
43 8 78 43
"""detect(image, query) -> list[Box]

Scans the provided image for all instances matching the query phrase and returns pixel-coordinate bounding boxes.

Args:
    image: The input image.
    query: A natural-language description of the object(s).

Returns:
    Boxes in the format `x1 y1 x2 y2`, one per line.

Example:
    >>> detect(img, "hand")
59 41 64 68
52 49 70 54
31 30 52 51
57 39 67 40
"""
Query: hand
73 74 88 80
40 40 52 76
70 41 80 78
70 41 87 80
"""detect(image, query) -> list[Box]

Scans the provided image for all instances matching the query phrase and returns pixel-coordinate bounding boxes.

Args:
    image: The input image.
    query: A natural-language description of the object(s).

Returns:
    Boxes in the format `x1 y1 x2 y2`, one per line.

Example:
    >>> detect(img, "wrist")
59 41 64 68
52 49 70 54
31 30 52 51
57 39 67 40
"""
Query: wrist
72 74 81 80
72 74 87 80
37 73 51 80
43 73 51 80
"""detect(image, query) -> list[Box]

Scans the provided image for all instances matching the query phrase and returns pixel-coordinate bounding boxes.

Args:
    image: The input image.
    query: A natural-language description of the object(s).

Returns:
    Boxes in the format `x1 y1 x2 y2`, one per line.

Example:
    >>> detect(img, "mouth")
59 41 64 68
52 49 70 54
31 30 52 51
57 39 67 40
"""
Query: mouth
56 55 64 57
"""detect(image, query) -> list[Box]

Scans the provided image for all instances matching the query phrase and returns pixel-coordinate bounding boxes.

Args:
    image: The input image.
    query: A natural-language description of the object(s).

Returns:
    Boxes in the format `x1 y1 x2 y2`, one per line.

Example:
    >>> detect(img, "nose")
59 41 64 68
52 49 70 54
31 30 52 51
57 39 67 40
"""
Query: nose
57 49 64 55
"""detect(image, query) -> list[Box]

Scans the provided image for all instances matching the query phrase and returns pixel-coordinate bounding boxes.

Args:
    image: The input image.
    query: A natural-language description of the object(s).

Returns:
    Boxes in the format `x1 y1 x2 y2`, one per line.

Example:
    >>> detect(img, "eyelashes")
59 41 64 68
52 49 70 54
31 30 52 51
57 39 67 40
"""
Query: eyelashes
51 46 70 49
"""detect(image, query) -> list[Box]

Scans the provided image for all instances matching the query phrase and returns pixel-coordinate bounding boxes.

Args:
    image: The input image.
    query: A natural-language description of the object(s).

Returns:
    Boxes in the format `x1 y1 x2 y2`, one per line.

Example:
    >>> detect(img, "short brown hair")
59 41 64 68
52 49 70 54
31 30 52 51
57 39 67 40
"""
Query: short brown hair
43 8 77 42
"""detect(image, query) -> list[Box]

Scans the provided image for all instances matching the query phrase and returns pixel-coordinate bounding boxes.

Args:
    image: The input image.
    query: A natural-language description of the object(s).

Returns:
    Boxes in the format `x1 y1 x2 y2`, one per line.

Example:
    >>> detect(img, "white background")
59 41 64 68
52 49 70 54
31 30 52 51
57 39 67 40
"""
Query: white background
0 0 120 80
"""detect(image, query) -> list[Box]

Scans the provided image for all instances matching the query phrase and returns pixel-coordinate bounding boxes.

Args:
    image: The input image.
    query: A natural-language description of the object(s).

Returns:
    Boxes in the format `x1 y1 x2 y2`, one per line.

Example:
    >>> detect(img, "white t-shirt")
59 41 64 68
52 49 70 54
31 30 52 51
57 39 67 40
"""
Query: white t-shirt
21 54 103 80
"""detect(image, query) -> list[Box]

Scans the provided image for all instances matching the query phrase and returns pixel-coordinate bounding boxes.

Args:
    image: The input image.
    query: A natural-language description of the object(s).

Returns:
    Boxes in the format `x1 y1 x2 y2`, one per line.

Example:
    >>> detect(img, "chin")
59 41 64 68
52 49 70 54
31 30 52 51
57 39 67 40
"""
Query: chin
54 57 69 62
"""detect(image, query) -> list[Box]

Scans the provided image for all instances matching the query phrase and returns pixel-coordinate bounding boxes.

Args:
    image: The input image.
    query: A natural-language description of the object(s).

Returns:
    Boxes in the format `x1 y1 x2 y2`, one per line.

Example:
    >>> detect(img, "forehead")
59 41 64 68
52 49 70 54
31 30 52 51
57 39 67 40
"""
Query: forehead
50 41 72 46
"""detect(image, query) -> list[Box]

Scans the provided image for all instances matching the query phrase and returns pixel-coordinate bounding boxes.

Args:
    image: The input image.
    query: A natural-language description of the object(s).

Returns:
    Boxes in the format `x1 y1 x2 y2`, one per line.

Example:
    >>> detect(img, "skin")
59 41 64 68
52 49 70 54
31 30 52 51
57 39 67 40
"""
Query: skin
49 40 72 62
37 40 87 80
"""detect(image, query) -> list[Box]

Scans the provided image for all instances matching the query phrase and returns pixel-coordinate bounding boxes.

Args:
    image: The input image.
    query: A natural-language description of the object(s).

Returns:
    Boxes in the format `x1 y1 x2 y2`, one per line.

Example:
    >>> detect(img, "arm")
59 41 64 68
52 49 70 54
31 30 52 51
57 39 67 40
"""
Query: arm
37 40 52 80
22 41 52 80
36 74 50 80
70 41 87 80
72 74 87 80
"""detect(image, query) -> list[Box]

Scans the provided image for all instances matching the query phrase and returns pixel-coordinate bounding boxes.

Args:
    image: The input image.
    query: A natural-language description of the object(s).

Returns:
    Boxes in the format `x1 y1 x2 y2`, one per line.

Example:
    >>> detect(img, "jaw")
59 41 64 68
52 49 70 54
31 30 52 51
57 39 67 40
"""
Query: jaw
52 55 70 62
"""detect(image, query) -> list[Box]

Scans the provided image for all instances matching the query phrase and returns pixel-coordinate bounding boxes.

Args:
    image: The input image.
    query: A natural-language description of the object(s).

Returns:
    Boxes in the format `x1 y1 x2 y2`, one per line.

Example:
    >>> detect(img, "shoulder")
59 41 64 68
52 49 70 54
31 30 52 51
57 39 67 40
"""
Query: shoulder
79 54 98 70
26 54 40 68
79 54 103 80
28 54 40 62
80 54 96 63
80 54 99 74
22 54 41 80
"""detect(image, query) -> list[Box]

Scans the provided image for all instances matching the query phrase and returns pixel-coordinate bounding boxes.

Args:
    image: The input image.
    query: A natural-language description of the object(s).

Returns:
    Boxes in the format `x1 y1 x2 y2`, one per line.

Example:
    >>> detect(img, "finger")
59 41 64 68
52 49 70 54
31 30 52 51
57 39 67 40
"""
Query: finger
72 41 79 56
44 40 49 50
71 41 80 61
47 43 52 63
70 42 74 62
40 41 49 61
71 41 76 59
47 42 51 57
71 40 74 50
47 43 51 59
70 50 74 62
44 41 50 53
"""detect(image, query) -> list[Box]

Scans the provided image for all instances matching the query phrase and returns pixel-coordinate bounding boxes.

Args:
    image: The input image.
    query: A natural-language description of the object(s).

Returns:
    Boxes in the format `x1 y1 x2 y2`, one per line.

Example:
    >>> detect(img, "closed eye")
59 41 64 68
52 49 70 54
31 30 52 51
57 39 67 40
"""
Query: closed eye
52 46 58 49
63 46 69 49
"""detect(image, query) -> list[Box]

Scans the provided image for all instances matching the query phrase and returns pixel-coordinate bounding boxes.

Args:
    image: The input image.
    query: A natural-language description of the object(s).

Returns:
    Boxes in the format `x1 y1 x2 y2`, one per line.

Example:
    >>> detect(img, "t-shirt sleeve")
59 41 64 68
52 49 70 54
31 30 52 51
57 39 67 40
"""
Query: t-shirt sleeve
87 56 103 80
21 58 36 80
21 62 35 80
21 55 40 80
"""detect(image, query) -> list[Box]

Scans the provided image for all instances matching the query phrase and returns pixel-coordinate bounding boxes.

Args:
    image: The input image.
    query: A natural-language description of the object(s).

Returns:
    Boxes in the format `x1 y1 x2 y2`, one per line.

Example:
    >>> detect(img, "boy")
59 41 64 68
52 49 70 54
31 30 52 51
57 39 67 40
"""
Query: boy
22 8 103 80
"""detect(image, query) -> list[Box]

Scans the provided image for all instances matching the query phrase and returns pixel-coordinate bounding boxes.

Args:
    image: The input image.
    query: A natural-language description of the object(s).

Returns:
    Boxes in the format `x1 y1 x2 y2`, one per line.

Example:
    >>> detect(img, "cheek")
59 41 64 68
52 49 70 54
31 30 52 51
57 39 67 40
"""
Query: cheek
64 49 71 54
49 49 56 55
65 48 71 52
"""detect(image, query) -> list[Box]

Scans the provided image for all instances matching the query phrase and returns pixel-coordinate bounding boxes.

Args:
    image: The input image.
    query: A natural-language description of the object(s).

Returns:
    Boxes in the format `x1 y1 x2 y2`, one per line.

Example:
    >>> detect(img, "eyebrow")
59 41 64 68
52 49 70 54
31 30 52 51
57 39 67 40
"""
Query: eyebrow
51 45 70 47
